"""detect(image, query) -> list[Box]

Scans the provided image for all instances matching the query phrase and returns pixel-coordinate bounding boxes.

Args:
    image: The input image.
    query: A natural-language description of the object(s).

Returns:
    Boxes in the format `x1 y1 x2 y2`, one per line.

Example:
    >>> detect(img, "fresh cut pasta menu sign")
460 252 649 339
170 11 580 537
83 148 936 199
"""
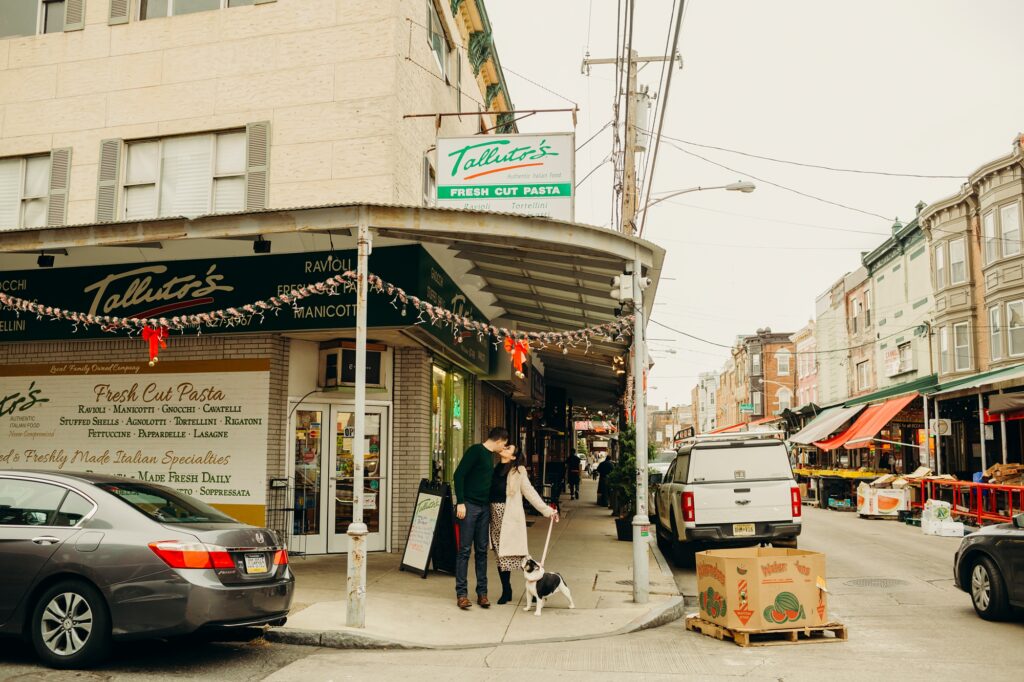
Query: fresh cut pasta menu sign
436 132 574 221
0 359 269 523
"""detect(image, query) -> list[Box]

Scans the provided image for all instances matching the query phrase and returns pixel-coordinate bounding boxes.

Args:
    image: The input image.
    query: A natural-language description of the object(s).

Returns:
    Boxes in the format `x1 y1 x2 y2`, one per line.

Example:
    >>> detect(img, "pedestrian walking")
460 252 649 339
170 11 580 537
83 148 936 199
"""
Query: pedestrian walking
453 427 509 610
596 455 613 506
566 452 581 500
490 444 558 604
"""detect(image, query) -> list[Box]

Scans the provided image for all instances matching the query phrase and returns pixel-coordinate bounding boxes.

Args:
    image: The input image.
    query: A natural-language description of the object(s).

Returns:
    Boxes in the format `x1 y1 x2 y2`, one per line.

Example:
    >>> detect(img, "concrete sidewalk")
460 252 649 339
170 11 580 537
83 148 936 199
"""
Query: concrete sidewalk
267 479 684 649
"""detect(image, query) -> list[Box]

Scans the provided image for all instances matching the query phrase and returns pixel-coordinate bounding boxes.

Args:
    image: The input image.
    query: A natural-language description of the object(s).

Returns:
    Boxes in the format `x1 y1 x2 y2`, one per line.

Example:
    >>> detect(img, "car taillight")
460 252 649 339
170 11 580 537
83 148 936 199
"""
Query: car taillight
149 540 235 570
681 491 695 523
791 487 802 518
273 549 288 566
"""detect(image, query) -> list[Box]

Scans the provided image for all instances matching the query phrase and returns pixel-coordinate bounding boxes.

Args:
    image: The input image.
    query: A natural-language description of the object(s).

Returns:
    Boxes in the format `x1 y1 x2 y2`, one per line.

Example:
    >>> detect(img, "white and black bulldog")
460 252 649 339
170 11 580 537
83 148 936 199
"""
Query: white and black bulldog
521 557 575 616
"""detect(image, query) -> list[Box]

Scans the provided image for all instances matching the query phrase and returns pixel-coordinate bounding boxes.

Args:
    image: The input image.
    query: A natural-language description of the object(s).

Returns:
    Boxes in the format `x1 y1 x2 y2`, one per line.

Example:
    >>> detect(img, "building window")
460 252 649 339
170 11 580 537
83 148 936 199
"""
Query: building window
139 0 253 20
1001 202 1021 258
123 131 245 219
948 238 966 284
990 306 1003 361
1008 301 1024 357
776 388 792 413
422 155 436 207
851 297 862 333
0 155 50 230
983 211 998 264
427 0 451 82
856 360 871 391
898 341 913 373
864 289 872 326
953 321 970 371
750 391 762 413
0 0 69 37
751 352 761 375
776 350 791 376
939 326 949 373
934 244 946 289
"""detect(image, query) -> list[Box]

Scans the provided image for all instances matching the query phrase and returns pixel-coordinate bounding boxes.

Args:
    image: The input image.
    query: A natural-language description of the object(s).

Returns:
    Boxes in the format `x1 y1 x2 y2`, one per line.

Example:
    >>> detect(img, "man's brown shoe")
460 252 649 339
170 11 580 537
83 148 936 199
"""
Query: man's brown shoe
457 596 472 610
477 594 491 609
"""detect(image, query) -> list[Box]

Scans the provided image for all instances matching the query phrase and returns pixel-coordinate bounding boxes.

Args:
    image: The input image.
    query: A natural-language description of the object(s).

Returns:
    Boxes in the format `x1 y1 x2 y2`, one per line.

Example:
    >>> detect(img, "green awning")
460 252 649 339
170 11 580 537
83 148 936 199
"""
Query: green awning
844 374 938 406
930 363 1024 397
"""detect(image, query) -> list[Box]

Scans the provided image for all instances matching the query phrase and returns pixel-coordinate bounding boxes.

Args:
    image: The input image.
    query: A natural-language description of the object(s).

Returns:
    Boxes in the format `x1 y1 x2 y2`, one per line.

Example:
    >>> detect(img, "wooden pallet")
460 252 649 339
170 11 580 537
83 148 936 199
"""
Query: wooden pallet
858 514 901 521
686 615 848 647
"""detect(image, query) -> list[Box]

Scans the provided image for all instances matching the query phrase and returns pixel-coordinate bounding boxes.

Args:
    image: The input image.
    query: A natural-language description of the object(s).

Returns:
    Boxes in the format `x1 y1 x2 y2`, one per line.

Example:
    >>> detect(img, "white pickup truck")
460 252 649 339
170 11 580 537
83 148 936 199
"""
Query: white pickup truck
654 432 802 564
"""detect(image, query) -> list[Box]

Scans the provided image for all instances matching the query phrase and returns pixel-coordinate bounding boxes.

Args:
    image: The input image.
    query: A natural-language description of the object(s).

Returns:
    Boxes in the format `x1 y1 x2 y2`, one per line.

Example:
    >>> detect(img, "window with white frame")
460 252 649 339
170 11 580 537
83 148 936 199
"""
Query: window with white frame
864 289 872 326
949 238 966 284
776 388 792 413
953 321 970 371
139 0 254 20
1001 202 1021 258
856 360 871 391
751 352 761 375
0 155 50 230
898 341 913 373
776 349 791 376
422 155 437 207
934 244 946 289
123 131 245 220
750 391 762 413
0 0 72 37
851 297 862 332
990 306 1003 361
983 211 998 264
426 0 452 82
1008 300 1024 357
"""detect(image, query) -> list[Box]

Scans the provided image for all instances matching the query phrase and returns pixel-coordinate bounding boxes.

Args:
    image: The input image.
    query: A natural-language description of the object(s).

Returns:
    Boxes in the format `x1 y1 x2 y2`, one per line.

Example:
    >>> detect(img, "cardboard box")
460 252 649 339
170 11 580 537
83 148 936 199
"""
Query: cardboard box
857 483 910 516
695 548 829 631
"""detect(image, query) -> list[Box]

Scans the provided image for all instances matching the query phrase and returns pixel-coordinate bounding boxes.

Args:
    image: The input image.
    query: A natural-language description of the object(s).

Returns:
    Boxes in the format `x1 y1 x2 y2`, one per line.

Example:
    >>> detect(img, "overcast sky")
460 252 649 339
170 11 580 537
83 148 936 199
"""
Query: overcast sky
487 0 1024 410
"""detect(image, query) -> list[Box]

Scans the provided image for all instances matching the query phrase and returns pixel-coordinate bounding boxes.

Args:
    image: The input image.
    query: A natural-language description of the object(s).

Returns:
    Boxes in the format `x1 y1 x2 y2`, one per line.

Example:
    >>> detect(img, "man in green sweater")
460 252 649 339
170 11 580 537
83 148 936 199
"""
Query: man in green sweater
453 426 509 609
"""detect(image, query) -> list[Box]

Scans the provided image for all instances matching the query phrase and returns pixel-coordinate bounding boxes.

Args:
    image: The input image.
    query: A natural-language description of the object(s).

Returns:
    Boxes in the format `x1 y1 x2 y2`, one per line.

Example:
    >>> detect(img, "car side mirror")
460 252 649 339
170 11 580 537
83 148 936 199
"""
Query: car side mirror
1014 513 1024 529
649 472 663 485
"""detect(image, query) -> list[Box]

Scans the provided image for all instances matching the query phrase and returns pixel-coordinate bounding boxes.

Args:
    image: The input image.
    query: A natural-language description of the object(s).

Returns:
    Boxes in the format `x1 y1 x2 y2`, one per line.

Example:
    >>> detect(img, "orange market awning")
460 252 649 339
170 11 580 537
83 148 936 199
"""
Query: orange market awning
814 393 919 451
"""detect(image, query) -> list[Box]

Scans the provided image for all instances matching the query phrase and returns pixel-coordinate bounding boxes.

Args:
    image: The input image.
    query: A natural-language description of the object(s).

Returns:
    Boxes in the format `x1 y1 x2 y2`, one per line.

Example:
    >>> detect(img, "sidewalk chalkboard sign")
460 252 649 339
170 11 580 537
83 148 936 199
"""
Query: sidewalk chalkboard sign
400 479 455 578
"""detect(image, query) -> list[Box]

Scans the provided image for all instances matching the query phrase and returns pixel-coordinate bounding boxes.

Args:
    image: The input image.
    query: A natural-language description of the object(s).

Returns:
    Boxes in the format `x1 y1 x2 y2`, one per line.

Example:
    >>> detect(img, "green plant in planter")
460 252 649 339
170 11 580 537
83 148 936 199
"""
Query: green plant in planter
607 424 658 518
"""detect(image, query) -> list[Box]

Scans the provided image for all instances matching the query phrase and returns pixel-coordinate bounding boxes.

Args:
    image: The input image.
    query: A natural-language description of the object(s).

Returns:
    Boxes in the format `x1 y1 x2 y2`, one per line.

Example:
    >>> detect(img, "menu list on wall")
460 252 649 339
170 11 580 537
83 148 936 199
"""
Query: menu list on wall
0 360 270 509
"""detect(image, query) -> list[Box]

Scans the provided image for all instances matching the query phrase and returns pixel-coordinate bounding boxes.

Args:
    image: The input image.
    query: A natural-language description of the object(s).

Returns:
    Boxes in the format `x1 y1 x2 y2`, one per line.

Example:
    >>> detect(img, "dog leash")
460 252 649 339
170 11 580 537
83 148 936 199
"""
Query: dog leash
539 509 555 567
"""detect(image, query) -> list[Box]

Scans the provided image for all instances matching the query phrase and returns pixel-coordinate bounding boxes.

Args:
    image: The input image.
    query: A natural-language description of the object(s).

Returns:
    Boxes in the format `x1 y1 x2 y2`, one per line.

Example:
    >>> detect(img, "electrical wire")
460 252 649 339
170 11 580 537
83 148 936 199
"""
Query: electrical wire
502 66 578 107
659 200 892 237
576 120 613 152
637 0 686 238
576 157 612 189
649 131 967 180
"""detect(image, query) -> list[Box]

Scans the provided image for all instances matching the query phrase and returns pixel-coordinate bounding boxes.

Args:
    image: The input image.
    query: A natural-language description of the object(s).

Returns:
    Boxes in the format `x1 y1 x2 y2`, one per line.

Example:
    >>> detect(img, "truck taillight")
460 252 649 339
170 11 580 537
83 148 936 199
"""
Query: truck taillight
791 487 802 518
681 491 695 523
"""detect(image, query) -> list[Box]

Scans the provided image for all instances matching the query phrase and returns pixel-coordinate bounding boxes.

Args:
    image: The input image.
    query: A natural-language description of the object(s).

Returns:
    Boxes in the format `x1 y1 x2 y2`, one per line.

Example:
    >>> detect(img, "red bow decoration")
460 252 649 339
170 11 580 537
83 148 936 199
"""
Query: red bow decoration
503 337 530 378
142 326 168 366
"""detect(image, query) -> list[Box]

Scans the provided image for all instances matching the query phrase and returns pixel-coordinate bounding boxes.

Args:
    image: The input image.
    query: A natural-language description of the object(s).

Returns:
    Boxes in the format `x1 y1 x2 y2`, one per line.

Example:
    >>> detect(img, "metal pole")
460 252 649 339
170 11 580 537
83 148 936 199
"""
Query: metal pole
977 392 987 475
631 251 649 604
922 395 931 471
346 208 371 627
999 389 1008 465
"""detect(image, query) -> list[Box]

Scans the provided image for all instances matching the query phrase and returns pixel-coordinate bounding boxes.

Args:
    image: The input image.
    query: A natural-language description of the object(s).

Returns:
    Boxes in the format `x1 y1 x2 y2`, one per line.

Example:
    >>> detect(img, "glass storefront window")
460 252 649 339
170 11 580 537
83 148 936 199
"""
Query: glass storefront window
293 410 323 536
334 411 382 534
431 363 474 482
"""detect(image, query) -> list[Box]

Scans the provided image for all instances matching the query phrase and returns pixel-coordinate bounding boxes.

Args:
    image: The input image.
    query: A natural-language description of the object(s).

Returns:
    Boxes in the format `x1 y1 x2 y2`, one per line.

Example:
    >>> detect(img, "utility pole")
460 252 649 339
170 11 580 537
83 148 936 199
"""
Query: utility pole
582 51 680 235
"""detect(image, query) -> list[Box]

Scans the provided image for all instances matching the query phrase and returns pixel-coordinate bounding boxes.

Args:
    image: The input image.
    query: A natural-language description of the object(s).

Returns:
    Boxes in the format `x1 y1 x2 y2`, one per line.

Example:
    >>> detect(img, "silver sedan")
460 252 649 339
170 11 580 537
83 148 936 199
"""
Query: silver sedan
0 471 293 669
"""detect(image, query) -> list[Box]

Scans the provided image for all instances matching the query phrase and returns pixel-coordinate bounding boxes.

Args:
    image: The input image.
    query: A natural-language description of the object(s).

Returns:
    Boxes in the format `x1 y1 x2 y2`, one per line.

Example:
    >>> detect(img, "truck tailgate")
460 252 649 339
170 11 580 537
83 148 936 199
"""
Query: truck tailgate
691 479 793 525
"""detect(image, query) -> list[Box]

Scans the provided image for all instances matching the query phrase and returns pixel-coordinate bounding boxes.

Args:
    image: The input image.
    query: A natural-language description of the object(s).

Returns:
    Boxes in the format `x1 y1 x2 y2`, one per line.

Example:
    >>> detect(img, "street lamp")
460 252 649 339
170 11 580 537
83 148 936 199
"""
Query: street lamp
635 181 756 226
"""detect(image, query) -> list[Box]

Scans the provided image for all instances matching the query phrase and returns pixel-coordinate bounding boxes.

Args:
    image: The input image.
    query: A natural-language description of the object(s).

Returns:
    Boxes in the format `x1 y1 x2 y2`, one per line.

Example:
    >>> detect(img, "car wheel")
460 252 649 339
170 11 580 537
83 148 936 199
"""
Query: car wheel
30 579 111 669
969 556 1010 621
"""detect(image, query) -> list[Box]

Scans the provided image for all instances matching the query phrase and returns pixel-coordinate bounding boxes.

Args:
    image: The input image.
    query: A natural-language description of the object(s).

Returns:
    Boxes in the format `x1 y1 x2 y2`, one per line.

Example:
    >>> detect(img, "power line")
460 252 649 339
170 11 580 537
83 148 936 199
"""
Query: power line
661 199 892 237
650 131 966 180
661 139 895 222
576 156 612 189
637 0 685 238
502 65 578 107
576 120 612 152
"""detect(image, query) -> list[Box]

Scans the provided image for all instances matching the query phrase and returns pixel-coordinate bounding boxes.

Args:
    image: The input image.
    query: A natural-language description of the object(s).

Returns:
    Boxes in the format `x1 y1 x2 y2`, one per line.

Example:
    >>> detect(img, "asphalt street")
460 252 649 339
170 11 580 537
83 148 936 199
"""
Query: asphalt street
2 506 1022 681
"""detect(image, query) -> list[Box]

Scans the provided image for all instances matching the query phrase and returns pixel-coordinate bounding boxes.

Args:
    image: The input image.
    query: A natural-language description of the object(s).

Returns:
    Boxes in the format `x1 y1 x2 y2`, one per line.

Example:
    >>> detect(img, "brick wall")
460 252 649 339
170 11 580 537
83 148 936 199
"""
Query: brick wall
391 346 431 551
0 333 290 512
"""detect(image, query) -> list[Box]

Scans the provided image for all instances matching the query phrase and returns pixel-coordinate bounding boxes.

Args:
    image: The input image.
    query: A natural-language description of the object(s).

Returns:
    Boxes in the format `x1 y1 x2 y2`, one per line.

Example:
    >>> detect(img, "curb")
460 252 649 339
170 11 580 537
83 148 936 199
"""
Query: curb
265 595 688 651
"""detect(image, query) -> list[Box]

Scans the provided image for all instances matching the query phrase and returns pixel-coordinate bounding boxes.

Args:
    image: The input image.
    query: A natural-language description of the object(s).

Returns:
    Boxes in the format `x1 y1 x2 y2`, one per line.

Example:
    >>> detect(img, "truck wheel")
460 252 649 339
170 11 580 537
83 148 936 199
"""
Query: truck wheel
669 515 695 568
970 556 1010 621
30 579 111 669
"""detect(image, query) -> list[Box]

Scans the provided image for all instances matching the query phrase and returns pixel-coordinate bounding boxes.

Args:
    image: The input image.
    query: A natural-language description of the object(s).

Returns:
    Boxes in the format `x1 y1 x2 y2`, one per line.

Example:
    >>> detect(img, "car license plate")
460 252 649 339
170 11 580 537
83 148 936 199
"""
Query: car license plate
732 523 755 537
244 554 268 574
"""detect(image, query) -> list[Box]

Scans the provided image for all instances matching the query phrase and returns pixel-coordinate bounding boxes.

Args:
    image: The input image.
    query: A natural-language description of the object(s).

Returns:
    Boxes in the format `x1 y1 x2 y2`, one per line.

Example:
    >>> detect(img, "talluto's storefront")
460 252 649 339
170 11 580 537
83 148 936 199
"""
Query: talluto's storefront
0 243 492 554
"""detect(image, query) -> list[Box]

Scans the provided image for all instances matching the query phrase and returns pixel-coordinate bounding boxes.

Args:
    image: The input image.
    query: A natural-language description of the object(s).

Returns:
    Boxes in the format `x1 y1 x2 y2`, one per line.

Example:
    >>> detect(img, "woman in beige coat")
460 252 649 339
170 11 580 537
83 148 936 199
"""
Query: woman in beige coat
489 445 558 604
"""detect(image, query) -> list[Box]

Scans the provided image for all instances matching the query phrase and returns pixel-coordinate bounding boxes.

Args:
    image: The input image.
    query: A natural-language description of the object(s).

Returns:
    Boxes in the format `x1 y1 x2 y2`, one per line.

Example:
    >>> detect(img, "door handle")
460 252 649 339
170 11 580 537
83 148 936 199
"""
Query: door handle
32 536 60 545
735 499 751 506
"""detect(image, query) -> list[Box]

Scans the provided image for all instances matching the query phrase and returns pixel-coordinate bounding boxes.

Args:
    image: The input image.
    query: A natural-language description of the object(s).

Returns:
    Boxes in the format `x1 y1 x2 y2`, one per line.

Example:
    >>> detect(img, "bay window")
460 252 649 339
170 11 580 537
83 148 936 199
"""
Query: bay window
990 306 1003 361
934 244 946 289
949 238 966 284
1008 301 1024 357
984 211 998 264
953 321 970 371
939 326 949 373
1001 202 1021 258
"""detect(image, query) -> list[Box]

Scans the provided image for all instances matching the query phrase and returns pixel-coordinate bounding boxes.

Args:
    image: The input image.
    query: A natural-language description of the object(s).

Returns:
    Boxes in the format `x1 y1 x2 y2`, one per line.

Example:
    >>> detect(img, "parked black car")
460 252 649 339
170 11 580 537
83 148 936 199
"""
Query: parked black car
953 512 1024 620
0 471 293 669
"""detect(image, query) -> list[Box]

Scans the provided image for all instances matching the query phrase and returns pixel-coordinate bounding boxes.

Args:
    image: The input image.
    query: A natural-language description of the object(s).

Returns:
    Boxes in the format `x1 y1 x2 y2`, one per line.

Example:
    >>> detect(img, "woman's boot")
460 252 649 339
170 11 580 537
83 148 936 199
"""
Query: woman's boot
497 570 513 604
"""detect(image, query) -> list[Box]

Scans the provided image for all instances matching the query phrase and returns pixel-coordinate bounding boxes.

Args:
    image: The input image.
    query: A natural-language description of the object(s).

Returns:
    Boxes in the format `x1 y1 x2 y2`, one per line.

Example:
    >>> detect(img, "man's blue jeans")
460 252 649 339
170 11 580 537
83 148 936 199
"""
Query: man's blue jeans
455 501 490 597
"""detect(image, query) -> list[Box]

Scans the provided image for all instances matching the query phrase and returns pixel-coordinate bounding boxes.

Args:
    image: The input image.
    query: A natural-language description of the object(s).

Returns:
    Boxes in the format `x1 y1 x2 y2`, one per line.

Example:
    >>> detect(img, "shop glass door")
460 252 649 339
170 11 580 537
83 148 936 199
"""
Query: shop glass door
328 406 389 553
289 403 389 554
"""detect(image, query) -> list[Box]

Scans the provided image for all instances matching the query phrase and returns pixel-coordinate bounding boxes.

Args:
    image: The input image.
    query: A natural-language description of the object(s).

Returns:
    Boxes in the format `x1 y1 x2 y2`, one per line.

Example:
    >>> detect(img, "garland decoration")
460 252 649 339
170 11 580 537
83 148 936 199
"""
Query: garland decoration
0 270 635 361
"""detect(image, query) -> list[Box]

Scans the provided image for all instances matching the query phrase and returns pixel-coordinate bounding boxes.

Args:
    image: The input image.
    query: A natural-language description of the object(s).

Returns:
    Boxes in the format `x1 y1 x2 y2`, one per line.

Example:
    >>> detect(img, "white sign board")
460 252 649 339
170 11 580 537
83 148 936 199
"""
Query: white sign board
401 487 443 574
436 133 575 221
0 360 270 520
